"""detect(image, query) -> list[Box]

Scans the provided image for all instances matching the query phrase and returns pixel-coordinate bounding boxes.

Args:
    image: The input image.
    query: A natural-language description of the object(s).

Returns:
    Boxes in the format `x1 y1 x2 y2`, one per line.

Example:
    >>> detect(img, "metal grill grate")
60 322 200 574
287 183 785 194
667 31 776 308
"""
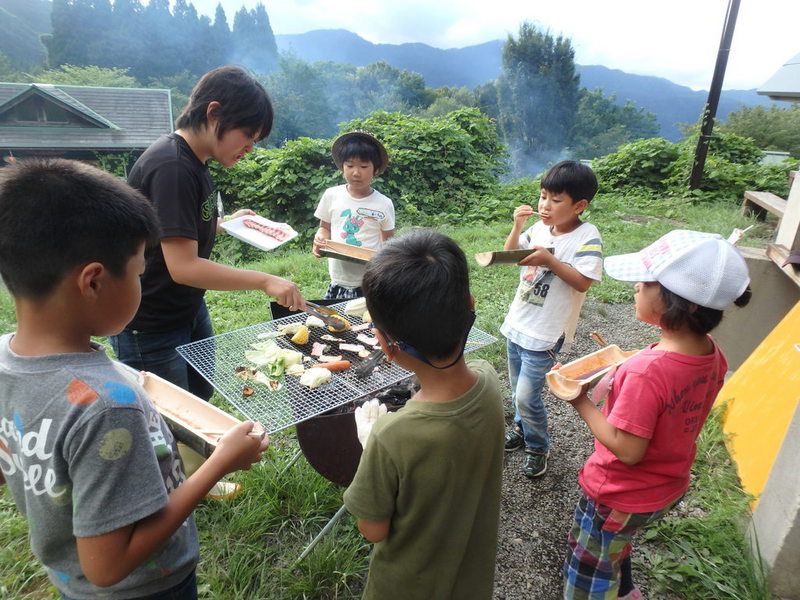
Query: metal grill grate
177 301 497 433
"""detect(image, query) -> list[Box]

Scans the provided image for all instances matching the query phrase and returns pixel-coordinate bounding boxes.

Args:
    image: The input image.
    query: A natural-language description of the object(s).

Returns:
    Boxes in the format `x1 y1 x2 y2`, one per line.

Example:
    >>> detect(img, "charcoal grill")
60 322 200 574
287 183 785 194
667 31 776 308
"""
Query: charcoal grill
176 300 497 436
177 300 497 562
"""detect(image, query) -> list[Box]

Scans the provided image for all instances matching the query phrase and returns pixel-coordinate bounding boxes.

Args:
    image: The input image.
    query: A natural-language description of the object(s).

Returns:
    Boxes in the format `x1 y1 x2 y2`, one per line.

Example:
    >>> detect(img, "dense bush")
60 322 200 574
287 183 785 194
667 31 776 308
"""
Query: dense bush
592 133 791 201
211 108 507 236
592 138 679 192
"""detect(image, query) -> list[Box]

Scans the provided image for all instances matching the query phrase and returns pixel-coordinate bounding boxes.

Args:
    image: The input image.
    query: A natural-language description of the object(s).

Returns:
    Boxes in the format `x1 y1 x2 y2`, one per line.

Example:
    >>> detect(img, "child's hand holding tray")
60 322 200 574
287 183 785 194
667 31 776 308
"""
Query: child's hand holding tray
546 345 639 401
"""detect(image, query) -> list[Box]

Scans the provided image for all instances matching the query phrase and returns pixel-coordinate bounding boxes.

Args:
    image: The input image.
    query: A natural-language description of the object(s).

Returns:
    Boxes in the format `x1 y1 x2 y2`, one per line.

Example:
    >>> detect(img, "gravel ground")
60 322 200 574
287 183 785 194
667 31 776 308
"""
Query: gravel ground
493 299 663 600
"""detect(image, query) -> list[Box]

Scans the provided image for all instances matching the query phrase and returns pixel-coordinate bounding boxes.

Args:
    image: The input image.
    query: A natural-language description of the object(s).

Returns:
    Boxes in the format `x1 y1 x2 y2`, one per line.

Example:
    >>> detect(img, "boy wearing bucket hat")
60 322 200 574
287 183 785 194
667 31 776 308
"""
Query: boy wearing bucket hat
312 131 395 299
562 230 751 600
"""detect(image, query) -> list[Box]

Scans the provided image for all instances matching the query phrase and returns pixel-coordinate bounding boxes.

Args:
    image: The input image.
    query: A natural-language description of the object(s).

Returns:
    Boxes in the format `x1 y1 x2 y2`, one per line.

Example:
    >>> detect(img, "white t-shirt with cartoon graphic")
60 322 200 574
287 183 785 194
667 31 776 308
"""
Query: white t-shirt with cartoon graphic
314 184 395 288
500 221 603 350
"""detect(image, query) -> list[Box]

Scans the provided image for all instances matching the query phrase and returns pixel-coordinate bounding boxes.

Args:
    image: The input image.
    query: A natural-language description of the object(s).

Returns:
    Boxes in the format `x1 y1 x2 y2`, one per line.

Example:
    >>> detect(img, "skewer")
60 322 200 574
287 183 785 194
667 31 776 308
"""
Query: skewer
589 331 608 348
200 428 266 440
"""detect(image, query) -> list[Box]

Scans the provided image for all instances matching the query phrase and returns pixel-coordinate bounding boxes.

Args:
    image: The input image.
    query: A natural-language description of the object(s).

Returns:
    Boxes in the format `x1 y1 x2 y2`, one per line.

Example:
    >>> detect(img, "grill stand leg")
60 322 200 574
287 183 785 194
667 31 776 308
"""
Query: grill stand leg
295 504 349 564
278 448 303 478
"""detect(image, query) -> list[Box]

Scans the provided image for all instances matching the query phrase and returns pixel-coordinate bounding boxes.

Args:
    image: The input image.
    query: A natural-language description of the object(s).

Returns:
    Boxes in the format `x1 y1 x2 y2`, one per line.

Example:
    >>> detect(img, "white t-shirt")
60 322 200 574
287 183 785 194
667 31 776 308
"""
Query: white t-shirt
500 220 603 350
314 184 395 288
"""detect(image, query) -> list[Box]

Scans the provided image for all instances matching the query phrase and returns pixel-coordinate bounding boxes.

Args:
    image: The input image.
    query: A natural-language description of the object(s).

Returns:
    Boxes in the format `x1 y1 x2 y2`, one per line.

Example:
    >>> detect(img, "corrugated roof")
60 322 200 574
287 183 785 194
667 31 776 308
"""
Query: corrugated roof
758 53 800 102
0 83 172 150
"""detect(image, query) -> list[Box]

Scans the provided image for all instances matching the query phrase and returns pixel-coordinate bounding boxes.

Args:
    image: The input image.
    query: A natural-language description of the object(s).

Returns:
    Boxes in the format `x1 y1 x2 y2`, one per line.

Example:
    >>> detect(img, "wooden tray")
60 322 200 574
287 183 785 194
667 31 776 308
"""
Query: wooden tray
546 345 638 401
474 247 553 267
142 372 257 458
319 240 376 265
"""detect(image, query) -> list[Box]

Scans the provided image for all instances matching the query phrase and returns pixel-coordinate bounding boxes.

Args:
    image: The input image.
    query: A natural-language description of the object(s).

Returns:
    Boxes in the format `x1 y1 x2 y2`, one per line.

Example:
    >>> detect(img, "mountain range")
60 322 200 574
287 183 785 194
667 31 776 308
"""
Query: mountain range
0 0 777 142
276 29 777 141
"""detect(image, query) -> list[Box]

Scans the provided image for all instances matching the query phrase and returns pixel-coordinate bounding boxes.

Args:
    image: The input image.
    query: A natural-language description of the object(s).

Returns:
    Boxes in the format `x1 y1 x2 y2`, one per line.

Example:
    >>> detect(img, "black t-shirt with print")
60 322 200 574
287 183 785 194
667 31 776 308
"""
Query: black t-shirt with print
127 133 217 331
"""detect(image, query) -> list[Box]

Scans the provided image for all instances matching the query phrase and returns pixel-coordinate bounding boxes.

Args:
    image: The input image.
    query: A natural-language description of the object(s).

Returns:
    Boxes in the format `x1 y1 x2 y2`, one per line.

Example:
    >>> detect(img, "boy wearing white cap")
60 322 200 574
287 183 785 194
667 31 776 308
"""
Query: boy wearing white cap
562 229 751 600
312 131 395 299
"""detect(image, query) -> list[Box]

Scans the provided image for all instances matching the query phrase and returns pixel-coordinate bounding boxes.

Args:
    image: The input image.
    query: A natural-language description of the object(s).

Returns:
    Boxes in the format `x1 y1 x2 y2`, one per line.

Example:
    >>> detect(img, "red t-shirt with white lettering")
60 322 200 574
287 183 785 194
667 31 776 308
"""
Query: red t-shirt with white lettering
579 340 727 513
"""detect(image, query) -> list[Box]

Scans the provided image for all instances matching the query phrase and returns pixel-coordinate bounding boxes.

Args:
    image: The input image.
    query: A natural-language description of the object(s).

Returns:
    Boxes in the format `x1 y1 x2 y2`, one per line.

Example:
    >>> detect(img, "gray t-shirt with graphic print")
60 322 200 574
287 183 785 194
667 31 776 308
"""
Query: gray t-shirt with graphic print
0 334 198 599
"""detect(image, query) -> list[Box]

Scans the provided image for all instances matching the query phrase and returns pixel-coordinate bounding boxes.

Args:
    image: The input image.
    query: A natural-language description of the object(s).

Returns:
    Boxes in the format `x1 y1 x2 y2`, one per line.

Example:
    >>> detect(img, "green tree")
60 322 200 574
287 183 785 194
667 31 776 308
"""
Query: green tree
32 64 138 87
421 86 476 118
497 22 579 168
231 4 278 74
475 81 499 122
719 104 800 159
265 56 336 144
210 3 232 67
46 0 92 67
0 53 22 82
570 89 659 159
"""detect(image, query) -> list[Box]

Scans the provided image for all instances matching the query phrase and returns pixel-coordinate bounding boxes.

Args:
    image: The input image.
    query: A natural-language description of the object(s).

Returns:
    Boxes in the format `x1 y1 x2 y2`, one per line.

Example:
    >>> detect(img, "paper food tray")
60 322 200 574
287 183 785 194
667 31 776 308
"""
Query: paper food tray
142 372 252 458
546 345 638 401
220 214 298 251
319 240 376 264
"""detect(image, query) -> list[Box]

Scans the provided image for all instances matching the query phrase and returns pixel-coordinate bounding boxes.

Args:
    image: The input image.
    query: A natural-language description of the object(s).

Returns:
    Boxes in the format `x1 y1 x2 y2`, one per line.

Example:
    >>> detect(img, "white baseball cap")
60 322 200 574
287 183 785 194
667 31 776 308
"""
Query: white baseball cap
604 229 750 310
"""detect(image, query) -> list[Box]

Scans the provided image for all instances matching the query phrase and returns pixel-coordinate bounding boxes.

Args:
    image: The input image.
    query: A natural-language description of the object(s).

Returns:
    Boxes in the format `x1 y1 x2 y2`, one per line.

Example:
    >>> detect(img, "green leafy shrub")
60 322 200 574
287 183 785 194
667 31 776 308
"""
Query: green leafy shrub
592 138 679 192
592 132 792 202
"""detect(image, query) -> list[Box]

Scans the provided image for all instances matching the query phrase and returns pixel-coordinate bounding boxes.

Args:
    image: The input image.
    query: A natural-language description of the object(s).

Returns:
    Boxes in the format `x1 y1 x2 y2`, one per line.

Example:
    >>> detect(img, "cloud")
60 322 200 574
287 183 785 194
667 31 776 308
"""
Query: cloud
187 0 800 90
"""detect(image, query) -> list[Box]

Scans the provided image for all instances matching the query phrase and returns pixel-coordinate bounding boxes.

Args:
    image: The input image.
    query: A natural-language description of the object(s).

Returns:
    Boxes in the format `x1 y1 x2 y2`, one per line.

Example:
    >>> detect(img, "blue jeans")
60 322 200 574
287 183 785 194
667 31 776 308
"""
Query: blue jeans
110 301 214 401
61 570 197 600
507 337 563 452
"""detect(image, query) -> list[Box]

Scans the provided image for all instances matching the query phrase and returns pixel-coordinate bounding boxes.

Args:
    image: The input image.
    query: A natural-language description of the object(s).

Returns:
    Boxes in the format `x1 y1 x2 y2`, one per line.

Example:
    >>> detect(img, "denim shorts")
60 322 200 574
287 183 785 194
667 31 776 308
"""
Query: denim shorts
109 301 214 401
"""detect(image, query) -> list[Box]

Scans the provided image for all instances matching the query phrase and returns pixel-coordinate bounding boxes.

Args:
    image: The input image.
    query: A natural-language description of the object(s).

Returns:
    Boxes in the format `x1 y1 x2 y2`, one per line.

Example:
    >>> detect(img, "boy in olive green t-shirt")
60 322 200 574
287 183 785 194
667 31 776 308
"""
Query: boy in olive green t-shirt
344 229 505 600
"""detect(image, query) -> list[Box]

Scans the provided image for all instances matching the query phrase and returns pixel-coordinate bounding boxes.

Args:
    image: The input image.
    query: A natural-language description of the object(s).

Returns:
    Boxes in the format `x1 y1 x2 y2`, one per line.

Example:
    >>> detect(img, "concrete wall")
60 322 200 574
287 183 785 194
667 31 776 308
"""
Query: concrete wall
713 246 800 371
749 401 800 599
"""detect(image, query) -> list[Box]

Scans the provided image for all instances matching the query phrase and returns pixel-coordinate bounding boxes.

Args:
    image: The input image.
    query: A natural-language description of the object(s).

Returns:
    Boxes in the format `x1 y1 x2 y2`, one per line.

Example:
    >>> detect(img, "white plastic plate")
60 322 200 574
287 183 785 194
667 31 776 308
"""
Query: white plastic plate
220 214 299 251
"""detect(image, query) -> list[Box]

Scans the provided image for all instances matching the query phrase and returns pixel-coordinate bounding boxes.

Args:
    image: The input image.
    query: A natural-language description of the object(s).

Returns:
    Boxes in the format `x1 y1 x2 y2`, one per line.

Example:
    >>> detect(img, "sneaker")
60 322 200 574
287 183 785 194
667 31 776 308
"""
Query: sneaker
504 426 524 452
523 449 548 478
206 481 241 500
618 587 644 600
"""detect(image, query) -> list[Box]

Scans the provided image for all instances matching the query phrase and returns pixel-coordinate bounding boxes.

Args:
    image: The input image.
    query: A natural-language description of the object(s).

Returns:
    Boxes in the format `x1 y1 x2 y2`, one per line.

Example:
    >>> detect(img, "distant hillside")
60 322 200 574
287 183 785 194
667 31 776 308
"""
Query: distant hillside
577 65 775 140
276 29 777 141
277 29 503 89
0 0 50 69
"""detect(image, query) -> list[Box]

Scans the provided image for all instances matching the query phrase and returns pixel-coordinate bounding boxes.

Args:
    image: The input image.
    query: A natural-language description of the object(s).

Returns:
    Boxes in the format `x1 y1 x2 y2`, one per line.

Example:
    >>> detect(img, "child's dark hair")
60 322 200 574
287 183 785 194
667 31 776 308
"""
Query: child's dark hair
658 284 752 335
541 160 598 204
336 138 381 171
362 229 472 360
0 159 159 299
175 65 273 143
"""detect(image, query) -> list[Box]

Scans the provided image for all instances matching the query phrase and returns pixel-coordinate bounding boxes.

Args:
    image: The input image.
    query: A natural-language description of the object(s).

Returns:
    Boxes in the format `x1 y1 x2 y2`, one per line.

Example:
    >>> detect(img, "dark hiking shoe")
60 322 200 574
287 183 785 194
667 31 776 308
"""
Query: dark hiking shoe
504 426 524 452
523 449 549 478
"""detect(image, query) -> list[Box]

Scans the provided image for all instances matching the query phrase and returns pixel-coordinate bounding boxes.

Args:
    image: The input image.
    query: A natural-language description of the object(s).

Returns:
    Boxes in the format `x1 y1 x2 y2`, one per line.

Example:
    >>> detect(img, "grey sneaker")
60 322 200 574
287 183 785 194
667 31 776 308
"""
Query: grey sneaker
504 426 524 452
523 449 549 478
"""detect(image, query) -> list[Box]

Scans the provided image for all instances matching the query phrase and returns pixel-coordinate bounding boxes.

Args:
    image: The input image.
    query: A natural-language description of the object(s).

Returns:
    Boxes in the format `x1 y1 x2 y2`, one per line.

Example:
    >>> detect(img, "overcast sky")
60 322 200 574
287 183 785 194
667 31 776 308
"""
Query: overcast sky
182 0 799 90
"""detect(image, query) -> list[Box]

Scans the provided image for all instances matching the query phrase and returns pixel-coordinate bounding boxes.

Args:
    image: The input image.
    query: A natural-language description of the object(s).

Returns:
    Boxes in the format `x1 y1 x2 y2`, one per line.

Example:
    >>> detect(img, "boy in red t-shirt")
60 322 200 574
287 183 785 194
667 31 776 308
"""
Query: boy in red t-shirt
561 230 752 600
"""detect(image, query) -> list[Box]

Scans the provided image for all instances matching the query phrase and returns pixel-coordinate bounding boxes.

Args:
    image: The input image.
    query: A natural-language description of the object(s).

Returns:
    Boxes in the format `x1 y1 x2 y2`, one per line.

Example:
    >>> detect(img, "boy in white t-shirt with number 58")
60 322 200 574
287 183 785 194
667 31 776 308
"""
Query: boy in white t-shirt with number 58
500 160 603 479
312 131 395 299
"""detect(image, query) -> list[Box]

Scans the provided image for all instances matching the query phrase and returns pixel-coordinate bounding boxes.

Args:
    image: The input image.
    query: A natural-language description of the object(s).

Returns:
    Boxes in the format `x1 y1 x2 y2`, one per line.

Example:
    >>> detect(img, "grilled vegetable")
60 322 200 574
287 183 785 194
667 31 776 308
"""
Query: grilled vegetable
299 367 332 388
242 386 255 397
265 357 285 378
290 325 310 345
344 297 367 316
305 315 325 328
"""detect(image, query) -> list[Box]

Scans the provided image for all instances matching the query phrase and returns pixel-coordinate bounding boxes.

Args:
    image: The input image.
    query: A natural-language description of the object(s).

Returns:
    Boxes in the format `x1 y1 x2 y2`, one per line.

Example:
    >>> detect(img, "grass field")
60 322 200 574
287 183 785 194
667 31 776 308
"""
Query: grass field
0 192 775 599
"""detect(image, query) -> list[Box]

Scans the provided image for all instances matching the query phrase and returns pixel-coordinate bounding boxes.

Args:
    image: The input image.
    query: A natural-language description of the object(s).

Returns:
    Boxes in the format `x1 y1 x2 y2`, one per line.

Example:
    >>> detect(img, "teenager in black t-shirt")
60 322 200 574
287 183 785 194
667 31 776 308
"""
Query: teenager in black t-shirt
110 66 306 402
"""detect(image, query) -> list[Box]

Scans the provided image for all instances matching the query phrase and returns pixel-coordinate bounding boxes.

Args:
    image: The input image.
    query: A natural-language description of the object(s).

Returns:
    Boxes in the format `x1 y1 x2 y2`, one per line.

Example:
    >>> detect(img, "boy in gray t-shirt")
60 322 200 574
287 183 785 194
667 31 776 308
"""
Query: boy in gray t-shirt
0 159 269 599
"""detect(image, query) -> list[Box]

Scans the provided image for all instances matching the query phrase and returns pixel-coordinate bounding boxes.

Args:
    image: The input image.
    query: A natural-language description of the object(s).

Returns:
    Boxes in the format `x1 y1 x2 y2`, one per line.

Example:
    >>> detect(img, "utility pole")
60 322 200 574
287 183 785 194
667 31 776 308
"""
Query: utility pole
689 0 741 189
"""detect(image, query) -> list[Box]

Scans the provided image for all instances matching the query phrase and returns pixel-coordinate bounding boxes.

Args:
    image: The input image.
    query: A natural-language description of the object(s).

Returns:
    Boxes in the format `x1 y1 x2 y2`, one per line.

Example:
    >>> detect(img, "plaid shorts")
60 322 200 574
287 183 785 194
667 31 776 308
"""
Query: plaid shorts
563 493 673 599
324 283 362 300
